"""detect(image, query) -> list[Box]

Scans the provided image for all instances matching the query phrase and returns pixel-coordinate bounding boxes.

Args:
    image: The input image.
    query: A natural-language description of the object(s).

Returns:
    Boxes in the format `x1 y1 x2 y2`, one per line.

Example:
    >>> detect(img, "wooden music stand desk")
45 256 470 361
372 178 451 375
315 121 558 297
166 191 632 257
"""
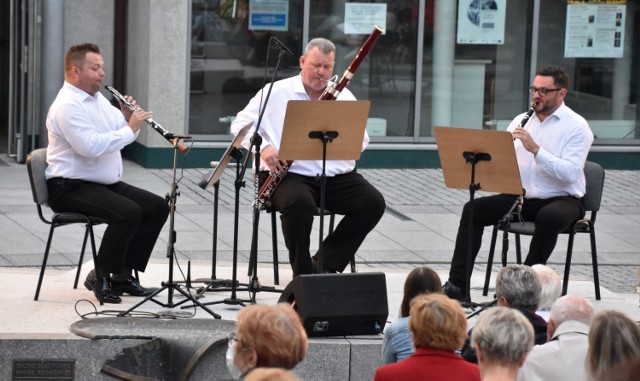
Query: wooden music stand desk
278 100 371 272
434 126 522 305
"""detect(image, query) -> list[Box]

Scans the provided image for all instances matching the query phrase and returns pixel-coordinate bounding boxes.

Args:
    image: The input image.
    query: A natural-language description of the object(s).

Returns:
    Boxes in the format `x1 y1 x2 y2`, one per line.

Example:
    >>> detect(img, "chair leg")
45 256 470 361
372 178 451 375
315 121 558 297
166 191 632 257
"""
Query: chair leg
515 234 522 264
271 210 280 285
484 225 499 296
87 224 103 306
34 225 56 301
590 227 601 300
563 232 576 296
74 225 91 289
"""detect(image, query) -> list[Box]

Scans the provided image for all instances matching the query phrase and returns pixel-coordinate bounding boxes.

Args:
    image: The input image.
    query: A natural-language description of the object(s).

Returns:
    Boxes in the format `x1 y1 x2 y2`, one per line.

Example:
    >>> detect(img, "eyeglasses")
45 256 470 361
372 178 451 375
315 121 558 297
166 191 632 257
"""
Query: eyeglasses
529 87 561 96
227 332 239 348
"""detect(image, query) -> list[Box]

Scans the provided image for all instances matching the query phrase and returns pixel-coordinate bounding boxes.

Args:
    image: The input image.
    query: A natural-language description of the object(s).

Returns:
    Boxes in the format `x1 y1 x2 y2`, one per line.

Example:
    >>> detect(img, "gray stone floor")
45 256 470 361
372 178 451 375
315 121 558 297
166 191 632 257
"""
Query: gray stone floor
1 153 639 305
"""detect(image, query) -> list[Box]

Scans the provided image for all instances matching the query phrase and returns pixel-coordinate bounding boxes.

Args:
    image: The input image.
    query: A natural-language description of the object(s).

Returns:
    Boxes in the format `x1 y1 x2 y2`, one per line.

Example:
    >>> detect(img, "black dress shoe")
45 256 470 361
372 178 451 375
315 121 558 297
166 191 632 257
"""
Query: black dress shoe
111 276 158 297
443 281 467 302
84 270 122 304
310 257 336 274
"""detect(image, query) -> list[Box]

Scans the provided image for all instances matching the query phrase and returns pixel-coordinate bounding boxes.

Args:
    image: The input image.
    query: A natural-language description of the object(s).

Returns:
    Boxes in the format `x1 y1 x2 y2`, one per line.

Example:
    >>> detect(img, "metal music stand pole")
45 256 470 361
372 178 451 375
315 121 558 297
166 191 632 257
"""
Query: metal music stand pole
118 137 221 318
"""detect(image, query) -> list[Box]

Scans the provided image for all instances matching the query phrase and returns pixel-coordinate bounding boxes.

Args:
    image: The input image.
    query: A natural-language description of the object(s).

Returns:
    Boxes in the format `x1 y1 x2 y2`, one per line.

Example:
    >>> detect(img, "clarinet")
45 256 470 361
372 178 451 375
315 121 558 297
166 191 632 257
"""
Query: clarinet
513 102 537 141
105 85 189 153
256 25 384 209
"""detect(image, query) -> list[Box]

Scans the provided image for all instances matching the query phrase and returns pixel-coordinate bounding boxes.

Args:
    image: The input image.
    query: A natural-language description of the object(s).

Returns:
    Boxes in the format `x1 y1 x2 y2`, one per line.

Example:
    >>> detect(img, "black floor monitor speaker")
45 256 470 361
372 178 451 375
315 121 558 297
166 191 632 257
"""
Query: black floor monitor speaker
278 272 388 337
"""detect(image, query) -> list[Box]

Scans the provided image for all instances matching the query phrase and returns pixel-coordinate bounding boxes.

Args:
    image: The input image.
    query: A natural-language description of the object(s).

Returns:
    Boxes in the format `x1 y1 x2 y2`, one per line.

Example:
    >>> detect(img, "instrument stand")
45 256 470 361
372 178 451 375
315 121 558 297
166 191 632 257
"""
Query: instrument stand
195 149 254 307
191 151 245 298
278 100 371 273
434 127 522 309
180 124 254 309
118 138 221 318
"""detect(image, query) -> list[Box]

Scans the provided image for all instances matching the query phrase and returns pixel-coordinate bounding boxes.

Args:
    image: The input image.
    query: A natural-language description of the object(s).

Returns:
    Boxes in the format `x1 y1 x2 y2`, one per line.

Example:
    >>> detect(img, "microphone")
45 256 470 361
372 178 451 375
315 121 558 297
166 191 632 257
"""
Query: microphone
272 37 293 56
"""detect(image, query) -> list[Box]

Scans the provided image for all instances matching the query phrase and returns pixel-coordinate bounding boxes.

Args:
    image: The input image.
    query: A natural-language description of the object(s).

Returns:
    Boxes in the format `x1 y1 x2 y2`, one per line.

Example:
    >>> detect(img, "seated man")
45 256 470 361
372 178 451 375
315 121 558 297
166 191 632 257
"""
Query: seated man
45 43 169 303
517 294 594 381
442 65 594 301
461 264 547 364
230 37 385 276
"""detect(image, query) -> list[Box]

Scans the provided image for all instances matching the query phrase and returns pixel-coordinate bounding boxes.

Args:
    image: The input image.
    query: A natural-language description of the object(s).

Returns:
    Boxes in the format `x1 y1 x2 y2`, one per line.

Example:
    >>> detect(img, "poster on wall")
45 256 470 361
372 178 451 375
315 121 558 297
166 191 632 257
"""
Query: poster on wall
456 0 507 44
344 3 387 35
249 0 288 31
564 0 626 58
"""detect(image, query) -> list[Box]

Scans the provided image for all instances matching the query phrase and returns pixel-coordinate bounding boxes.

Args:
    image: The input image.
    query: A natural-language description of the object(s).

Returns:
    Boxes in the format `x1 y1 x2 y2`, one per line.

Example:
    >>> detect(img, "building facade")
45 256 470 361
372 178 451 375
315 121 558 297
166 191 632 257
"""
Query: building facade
4 0 640 168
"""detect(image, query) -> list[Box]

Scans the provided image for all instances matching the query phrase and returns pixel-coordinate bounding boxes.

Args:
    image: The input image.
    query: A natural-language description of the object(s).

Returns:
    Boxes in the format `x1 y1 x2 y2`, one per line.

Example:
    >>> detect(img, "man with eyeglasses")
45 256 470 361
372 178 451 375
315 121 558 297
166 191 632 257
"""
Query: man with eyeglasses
443 65 594 303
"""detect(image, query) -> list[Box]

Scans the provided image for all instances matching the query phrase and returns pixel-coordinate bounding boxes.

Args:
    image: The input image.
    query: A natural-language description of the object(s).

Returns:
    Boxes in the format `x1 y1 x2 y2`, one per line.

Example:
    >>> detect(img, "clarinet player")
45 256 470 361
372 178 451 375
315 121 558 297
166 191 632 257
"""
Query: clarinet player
45 43 169 304
442 65 594 302
230 38 386 277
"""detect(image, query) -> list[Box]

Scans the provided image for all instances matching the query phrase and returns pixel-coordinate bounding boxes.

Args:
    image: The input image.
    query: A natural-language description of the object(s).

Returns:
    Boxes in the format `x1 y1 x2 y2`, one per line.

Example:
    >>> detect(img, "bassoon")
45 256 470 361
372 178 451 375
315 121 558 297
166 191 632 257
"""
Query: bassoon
257 25 384 208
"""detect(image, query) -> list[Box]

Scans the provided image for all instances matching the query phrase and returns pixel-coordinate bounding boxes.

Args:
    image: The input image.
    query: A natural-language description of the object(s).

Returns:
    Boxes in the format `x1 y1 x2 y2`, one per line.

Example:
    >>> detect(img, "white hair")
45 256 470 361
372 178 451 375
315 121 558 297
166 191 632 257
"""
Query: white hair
532 264 561 310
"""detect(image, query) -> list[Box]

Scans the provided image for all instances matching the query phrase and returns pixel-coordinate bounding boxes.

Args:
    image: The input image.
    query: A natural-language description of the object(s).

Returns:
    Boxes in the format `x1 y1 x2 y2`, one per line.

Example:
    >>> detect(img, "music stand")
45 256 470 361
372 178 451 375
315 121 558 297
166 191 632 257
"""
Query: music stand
434 126 522 307
278 100 371 273
192 123 252 297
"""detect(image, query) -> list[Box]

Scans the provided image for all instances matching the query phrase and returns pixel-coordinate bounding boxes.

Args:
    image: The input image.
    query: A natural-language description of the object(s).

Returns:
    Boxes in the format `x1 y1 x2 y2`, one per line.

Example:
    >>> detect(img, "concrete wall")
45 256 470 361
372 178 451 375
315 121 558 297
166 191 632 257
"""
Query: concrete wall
127 0 190 149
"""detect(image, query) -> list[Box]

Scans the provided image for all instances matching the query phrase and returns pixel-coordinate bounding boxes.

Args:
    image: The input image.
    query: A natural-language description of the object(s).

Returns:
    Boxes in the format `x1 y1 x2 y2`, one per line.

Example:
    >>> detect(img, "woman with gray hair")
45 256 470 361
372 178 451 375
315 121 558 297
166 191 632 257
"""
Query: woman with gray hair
472 306 535 381
462 264 547 364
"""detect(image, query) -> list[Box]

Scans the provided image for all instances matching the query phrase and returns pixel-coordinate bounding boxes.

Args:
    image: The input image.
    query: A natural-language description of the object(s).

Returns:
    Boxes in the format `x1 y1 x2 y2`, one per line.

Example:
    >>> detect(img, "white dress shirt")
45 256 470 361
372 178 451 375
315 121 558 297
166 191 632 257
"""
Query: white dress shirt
45 81 137 184
230 74 370 177
507 102 594 199
517 320 590 381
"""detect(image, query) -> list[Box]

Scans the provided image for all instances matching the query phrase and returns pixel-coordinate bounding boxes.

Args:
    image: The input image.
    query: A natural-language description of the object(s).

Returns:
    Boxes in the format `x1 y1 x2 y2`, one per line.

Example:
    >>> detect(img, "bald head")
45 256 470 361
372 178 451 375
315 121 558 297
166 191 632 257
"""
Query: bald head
549 294 594 325
547 294 594 340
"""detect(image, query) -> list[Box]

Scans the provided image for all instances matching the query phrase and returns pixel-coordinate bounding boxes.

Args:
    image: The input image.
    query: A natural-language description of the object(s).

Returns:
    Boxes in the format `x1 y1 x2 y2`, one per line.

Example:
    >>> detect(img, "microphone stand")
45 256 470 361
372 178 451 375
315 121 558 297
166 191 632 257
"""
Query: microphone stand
243 48 288 302
118 137 221 318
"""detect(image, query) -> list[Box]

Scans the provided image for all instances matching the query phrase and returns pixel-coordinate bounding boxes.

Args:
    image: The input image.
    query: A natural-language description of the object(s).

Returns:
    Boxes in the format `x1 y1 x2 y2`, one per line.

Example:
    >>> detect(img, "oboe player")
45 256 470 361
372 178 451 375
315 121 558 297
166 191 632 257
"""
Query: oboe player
443 65 594 302
230 37 385 277
45 43 169 304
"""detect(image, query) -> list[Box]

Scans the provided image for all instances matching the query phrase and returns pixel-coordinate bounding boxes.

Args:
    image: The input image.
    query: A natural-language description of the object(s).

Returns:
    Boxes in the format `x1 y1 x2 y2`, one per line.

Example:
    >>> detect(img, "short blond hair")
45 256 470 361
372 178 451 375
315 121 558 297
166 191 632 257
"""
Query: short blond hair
236 303 308 369
409 293 467 351
471 306 534 367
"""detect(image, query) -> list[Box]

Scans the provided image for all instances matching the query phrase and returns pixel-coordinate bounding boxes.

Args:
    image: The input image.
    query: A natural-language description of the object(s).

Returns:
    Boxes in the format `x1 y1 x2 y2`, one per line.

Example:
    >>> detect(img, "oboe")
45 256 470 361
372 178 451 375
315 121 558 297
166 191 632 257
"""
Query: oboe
105 85 189 153
256 25 384 209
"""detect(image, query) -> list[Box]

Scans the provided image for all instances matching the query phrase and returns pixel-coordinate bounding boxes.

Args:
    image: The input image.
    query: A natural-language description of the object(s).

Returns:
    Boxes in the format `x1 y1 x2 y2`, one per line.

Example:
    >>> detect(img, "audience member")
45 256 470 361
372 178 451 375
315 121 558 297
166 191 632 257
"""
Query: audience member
382 266 442 364
226 303 308 379
462 265 547 364
517 294 594 381
531 264 562 321
244 367 301 381
586 310 640 381
472 306 535 381
374 293 480 381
